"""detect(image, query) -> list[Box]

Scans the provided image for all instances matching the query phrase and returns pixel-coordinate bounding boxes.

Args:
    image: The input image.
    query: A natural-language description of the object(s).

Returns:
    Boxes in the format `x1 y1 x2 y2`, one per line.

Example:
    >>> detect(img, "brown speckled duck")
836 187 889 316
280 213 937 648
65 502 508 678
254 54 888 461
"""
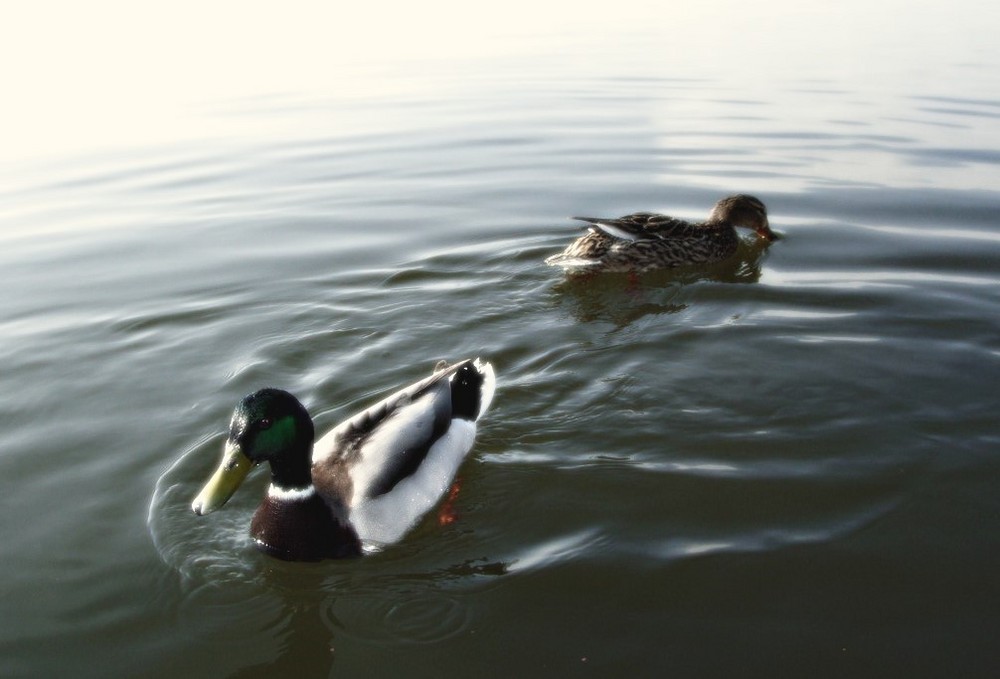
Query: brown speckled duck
545 194 777 273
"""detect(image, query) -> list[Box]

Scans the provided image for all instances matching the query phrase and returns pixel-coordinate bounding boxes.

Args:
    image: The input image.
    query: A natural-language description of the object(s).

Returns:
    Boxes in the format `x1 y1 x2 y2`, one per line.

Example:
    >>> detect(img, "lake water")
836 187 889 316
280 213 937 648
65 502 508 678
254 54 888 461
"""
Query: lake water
2 2 999 677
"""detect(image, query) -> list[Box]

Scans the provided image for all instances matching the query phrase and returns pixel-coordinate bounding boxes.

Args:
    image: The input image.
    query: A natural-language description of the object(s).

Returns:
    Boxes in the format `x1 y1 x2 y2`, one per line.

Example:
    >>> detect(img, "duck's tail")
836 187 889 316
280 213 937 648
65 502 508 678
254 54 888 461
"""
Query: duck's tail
450 358 496 421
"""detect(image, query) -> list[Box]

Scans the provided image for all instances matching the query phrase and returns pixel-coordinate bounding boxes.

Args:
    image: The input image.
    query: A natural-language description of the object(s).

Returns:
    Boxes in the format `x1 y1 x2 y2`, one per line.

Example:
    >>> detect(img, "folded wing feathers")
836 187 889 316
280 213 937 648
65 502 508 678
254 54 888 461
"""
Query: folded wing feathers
545 255 603 269
328 359 475 449
572 213 698 243
592 222 643 242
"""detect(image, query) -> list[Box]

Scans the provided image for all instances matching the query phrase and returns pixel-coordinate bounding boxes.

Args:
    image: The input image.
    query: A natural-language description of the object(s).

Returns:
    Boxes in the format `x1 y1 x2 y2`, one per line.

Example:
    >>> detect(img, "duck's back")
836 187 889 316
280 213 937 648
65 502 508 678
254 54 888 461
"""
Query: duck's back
547 212 740 272
311 360 495 546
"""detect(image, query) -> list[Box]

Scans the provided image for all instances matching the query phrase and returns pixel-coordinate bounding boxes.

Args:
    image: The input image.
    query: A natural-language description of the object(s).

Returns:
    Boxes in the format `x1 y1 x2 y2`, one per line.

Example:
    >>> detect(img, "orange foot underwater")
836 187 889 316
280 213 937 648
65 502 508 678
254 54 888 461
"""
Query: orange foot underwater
438 477 462 526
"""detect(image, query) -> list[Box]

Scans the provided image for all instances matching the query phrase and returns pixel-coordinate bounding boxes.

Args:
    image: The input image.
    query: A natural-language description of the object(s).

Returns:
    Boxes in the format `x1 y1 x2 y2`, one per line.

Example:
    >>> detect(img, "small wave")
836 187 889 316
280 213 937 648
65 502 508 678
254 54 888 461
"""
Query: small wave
643 496 899 563
325 588 474 647
506 528 607 573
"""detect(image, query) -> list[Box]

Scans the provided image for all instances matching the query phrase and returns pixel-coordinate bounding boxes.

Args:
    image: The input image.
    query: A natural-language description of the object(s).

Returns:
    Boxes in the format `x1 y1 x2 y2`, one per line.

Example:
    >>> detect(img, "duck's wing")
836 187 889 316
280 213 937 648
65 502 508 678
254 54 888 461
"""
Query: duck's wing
573 213 697 241
572 213 656 241
314 360 466 482
313 358 494 497
313 358 495 546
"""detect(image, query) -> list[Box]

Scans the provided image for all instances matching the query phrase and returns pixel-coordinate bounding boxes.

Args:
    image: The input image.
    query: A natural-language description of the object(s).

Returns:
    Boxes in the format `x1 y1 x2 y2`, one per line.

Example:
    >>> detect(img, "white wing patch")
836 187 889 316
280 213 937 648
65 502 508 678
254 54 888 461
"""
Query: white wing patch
312 375 438 465
593 222 641 242
347 393 443 500
544 255 602 269
350 420 477 544
306 359 494 547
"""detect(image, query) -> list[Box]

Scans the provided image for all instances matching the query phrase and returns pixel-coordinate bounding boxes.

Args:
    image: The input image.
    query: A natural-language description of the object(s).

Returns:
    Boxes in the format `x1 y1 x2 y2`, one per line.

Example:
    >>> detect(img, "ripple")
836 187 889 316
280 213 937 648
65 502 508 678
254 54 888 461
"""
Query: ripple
761 268 1000 289
326 589 473 647
148 434 266 583
866 224 1000 243
643 496 900 563
785 333 881 344
507 529 606 573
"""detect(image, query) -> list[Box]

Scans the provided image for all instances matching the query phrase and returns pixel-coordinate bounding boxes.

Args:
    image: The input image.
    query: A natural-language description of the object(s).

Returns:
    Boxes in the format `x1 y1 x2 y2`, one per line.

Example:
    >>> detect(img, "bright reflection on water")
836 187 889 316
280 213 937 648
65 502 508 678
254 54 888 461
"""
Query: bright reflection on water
2 0 1000 677
3 0 997 170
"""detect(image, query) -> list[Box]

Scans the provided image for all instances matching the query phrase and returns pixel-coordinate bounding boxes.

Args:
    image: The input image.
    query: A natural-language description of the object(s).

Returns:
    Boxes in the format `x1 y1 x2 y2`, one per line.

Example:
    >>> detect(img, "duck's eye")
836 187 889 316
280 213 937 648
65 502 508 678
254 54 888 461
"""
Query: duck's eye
258 418 272 430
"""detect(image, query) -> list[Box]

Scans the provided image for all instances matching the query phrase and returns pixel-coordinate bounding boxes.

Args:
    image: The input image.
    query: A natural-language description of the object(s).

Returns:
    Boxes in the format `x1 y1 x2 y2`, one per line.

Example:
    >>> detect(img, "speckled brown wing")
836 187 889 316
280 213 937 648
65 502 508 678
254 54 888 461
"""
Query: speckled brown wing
574 213 706 241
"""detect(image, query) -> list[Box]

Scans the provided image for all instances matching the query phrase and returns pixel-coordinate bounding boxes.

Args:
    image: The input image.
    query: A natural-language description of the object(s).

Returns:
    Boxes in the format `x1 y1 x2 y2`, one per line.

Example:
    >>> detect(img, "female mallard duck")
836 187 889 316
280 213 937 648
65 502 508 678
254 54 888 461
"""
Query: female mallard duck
191 358 496 561
545 194 777 273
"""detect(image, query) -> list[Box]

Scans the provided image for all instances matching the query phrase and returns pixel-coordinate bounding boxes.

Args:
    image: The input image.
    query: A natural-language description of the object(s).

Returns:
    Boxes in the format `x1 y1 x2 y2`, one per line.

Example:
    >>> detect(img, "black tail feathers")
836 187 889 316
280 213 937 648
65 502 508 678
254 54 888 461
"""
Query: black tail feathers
450 362 484 420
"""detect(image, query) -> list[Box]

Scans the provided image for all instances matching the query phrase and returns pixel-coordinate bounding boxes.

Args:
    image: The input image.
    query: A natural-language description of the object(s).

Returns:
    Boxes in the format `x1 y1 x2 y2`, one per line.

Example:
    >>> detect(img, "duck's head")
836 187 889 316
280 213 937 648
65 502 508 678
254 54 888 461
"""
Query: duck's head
710 194 777 242
192 388 315 515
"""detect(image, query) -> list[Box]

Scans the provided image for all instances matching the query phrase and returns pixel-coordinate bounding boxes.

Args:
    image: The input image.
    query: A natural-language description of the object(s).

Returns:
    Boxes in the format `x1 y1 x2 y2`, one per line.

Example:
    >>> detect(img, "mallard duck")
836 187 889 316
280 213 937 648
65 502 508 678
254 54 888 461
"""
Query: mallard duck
545 194 777 273
191 358 496 561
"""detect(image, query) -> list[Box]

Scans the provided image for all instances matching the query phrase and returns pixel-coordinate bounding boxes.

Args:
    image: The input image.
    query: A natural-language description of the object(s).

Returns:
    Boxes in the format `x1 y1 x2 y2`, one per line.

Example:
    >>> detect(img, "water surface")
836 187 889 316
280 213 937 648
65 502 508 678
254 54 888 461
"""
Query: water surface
2 2 999 677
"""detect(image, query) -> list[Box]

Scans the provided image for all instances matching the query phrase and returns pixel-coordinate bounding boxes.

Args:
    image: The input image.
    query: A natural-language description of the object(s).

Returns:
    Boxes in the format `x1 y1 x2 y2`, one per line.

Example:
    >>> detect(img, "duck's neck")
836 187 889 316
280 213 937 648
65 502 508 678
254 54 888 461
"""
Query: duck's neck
267 483 316 502
250 440 361 560
267 441 314 490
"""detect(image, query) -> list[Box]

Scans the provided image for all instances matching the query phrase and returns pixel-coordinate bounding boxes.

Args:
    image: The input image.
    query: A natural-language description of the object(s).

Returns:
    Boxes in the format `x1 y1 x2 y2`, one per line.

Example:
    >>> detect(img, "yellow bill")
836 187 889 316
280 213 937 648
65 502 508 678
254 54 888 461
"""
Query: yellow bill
191 442 255 515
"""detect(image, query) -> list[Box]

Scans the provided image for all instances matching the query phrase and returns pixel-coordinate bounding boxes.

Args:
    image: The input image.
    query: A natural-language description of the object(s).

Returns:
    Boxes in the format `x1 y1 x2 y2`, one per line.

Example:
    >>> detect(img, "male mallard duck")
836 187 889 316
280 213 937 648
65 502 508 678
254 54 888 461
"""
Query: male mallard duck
545 194 777 273
191 358 496 561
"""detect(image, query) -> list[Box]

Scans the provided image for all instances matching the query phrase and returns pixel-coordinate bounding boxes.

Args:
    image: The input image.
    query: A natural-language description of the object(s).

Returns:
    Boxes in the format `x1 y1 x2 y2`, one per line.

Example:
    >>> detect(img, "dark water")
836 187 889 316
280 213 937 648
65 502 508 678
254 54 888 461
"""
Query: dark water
3 5 1000 677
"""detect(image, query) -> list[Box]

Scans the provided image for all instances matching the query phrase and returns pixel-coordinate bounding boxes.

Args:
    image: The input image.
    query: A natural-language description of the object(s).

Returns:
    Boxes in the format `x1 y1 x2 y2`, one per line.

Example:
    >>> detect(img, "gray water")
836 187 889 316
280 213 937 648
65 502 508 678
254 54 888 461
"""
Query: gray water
2 2 1000 677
